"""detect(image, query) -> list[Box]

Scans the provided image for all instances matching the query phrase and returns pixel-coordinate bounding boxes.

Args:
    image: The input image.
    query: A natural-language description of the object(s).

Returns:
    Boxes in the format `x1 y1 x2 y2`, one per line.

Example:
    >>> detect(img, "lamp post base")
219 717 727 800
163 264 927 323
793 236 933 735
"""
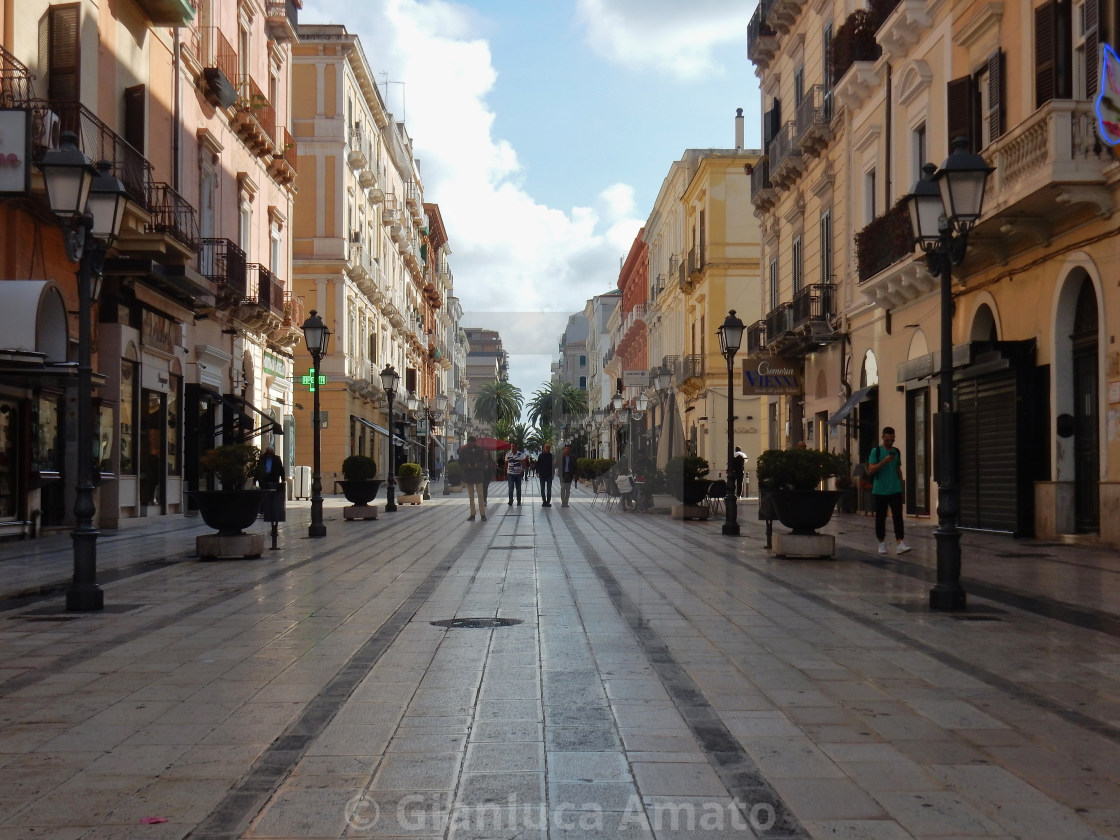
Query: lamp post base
929 586 967 611
66 585 104 612
930 527 966 610
67 530 103 611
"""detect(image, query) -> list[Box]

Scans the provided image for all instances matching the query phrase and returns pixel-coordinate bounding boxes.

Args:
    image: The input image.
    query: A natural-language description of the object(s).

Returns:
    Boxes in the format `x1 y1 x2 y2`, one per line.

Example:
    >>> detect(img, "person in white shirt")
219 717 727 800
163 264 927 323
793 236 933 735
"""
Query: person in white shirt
505 444 529 506
615 468 635 511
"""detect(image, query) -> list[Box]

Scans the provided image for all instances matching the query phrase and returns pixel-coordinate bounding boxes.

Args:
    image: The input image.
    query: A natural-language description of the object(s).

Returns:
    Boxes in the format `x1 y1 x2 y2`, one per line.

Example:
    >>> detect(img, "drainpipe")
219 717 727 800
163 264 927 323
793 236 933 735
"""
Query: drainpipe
172 28 181 191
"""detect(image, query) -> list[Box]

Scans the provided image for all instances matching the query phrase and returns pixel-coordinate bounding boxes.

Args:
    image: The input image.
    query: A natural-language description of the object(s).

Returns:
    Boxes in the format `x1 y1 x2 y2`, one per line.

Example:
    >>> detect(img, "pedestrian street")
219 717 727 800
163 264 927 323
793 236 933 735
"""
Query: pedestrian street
0 485 1118 839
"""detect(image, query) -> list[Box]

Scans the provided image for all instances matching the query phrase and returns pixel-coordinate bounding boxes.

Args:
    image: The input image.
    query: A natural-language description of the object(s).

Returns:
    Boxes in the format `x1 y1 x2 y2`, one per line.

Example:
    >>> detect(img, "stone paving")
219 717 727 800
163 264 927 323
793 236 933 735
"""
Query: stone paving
0 483 1118 839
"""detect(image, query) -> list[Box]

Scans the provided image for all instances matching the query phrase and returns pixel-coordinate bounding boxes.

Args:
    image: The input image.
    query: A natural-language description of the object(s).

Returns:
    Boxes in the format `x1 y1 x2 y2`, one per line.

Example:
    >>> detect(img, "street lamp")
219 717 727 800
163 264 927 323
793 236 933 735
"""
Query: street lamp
380 365 400 512
611 392 648 471
905 136 993 611
301 310 331 537
38 133 129 612
717 310 745 536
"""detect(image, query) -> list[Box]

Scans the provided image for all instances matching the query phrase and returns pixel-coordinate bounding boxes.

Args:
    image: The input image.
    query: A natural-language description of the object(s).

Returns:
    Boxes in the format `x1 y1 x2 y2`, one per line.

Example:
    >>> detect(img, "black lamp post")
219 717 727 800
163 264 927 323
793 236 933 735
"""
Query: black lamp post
612 392 649 471
717 310 745 536
301 310 331 537
39 133 129 612
380 364 400 512
904 136 994 611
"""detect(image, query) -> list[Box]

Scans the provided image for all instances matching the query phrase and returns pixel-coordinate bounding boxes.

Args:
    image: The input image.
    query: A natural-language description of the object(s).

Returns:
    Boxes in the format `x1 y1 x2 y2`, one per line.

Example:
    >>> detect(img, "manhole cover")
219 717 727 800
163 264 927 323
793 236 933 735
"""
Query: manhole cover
950 615 1003 621
430 617 523 629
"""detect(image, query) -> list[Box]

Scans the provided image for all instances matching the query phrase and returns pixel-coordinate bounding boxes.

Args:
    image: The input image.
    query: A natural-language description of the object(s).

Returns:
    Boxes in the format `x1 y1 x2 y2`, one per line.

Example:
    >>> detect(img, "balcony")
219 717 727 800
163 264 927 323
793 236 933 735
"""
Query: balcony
238 264 285 331
405 180 420 213
766 0 806 35
855 199 914 283
135 0 196 27
52 101 152 211
746 3 779 72
0 45 35 109
365 167 384 201
750 157 777 212
765 303 793 347
746 321 767 356
679 355 704 392
346 241 368 281
382 197 399 225
791 283 835 330
197 27 238 108
795 85 833 157
347 128 367 170
856 201 934 310
142 181 200 253
265 0 299 45
200 238 247 309
978 100 1113 256
268 291 305 349
233 77 275 155
877 0 932 60
269 126 297 186
769 121 805 187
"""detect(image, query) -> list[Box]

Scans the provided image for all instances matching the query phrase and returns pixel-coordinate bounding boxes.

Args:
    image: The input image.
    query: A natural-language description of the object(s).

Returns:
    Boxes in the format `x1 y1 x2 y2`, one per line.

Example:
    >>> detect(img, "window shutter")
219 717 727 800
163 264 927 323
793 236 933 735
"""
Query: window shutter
45 4 81 111
987 51 1003 141
1036 2 1056 107
124 85 146 154
947 76 972 149
792 236 803 294
1085 0 1100 98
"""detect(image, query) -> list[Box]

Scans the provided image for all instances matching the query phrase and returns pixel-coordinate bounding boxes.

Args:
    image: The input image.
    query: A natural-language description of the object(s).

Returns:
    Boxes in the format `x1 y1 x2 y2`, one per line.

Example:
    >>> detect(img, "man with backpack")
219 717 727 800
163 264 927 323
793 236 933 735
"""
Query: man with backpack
868 426 911 555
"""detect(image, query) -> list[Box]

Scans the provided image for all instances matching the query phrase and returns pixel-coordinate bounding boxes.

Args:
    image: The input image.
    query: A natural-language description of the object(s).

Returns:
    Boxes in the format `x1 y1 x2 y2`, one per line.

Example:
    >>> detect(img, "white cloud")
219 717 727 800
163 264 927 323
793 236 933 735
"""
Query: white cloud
303 0 642 338
574 0 753 79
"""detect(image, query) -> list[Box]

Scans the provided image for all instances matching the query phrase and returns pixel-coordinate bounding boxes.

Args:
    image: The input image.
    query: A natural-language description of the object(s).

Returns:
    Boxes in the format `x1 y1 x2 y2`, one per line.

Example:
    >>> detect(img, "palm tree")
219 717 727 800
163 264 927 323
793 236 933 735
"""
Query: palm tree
493 417 516 444
509 422 531 451
527 381 588 429
526 424 556 452
474 380 523 429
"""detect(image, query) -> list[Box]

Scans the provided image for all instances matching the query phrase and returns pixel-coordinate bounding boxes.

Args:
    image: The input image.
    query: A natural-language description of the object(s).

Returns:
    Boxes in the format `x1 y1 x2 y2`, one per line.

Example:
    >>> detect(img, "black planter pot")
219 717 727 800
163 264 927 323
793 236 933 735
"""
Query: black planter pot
670 480 709 505
770 489 842 535
191 490 266 536
396 474 422 495
339 479 382 506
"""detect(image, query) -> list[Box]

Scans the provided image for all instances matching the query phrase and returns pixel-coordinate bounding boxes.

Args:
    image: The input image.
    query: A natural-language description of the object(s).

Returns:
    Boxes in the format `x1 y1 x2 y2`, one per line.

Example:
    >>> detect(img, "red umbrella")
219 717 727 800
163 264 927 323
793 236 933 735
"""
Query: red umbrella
475 437 512 451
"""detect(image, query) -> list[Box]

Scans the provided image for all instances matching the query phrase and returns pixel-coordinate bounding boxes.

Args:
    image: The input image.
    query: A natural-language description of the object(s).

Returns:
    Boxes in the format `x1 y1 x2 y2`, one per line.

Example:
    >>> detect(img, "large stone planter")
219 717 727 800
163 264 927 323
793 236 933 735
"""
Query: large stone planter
190 490 266 560
340 480 382 520
396 474 423 495
769 490 842 535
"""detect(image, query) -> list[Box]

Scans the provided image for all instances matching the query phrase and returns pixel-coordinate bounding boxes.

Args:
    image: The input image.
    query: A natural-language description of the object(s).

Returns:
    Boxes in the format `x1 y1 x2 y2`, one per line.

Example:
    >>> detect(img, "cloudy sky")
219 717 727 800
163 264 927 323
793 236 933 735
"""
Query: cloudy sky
302 0 762 414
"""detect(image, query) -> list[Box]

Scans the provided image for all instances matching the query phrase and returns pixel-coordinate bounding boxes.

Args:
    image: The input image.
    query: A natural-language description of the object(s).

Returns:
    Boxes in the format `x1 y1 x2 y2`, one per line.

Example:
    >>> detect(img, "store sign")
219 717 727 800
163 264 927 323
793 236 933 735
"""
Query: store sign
0 109 30 196
740 357 802 396
622 369 650 388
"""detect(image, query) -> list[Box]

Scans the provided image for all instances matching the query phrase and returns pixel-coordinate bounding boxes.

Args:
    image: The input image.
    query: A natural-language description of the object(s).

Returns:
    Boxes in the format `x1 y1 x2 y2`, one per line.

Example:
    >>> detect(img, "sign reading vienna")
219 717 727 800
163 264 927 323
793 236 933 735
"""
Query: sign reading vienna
741 357 802 396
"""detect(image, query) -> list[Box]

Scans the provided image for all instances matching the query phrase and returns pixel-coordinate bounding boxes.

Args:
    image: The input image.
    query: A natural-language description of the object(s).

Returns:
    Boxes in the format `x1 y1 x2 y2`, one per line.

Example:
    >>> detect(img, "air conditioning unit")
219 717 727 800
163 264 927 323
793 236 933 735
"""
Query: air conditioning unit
35 109 61 151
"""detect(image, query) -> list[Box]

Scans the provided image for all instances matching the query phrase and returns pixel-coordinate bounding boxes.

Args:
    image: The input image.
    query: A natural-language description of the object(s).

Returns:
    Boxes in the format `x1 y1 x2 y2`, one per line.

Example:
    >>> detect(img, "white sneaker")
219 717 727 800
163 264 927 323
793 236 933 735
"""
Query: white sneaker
896 541 912 554
878 542 887 554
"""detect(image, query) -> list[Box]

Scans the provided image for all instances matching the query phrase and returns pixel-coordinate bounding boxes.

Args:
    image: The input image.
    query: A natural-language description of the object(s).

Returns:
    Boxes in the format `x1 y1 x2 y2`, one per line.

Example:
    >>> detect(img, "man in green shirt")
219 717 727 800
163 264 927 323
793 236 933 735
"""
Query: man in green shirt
868 426 911 555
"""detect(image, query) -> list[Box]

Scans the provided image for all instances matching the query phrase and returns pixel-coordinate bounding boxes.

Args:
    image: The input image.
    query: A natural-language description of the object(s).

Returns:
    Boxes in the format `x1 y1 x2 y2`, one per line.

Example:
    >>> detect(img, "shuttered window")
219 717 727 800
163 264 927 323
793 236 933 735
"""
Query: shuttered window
819 209 832 285
1081 0 1099 99
986 51 1003 141
41 4 81 106
946 51 1005 152
124 85 145 154
792 235 803 294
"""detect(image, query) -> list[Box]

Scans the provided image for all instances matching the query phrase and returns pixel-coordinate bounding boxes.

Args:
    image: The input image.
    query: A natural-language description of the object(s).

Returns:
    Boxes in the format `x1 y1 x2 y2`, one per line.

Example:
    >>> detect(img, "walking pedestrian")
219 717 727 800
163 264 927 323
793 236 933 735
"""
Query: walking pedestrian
868 426 911 554
536 443 554 507
256 445 286 523
558 444 577 507
505 443 529 506
731 446 748 499
458 435 488 521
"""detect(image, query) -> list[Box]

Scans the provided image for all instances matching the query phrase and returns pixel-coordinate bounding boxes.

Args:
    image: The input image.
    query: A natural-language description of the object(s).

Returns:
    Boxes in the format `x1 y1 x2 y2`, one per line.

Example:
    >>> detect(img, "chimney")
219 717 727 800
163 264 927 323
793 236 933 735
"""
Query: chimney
735 107 744 151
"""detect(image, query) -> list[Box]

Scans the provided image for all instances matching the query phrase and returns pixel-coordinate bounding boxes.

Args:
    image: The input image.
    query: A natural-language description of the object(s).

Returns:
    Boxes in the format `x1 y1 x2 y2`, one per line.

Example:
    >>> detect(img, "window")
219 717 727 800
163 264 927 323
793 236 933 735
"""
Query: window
579 354 587 366
792 235 804 294
865 168 877 223
769 258 779 311
913 123 927 181
124 85 145 154
579 376 586 389
40 4 81 104
239 201 251 253
794 65 805 106
949 51 1004 150
1036 0 1098 106
820 209 833 286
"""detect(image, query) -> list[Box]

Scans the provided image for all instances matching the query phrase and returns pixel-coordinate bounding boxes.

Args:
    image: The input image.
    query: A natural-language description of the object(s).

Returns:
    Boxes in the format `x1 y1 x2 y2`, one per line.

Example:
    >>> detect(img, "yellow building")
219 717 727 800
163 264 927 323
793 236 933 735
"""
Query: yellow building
750 0 1120 542
291 25 451 483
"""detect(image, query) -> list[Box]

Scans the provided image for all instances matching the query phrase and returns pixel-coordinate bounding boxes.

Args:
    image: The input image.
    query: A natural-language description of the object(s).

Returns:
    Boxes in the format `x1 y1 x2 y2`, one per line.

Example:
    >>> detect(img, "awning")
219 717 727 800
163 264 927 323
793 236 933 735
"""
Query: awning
355 416 406 446
828 386 876 427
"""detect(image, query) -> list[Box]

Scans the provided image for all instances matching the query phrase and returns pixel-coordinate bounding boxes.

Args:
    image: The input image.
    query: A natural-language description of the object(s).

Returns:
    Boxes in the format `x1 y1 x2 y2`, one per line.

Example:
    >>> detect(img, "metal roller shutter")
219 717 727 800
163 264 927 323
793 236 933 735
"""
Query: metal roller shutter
957 372 1018 532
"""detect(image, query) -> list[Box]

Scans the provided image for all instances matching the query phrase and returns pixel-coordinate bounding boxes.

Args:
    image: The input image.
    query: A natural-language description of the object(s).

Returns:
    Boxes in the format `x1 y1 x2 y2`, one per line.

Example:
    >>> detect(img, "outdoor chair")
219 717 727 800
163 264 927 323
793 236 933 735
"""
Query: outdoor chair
706 480 728 515
604 478 622 512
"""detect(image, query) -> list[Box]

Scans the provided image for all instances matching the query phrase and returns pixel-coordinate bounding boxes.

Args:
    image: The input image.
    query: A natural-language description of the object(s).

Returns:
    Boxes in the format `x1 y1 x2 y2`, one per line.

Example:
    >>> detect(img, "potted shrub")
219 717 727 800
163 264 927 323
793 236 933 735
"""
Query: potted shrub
396 461 424 495
339 454 381 506
756 448 848 534
665 455 710 505
445 459 463 487
193 444 264 536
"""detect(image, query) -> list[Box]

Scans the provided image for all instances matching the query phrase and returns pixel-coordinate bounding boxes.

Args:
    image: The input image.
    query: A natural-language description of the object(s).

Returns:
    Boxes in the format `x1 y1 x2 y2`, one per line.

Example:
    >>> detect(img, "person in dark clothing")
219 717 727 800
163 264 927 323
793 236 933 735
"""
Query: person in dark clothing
256 446 286 522
558 444 577 507
458 436 488 521
536 444 554 507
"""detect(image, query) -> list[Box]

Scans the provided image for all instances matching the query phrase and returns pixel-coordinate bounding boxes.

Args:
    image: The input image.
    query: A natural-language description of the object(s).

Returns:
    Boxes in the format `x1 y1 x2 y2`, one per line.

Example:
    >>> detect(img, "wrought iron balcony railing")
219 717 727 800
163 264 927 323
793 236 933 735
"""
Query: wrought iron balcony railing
147 182 200 251
765 303 793 341
0 45 36 109
51 100 152 211
199 238 247 304
246 264 285 315
791 283 834 330
681 353 704 382
747 321 767 355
